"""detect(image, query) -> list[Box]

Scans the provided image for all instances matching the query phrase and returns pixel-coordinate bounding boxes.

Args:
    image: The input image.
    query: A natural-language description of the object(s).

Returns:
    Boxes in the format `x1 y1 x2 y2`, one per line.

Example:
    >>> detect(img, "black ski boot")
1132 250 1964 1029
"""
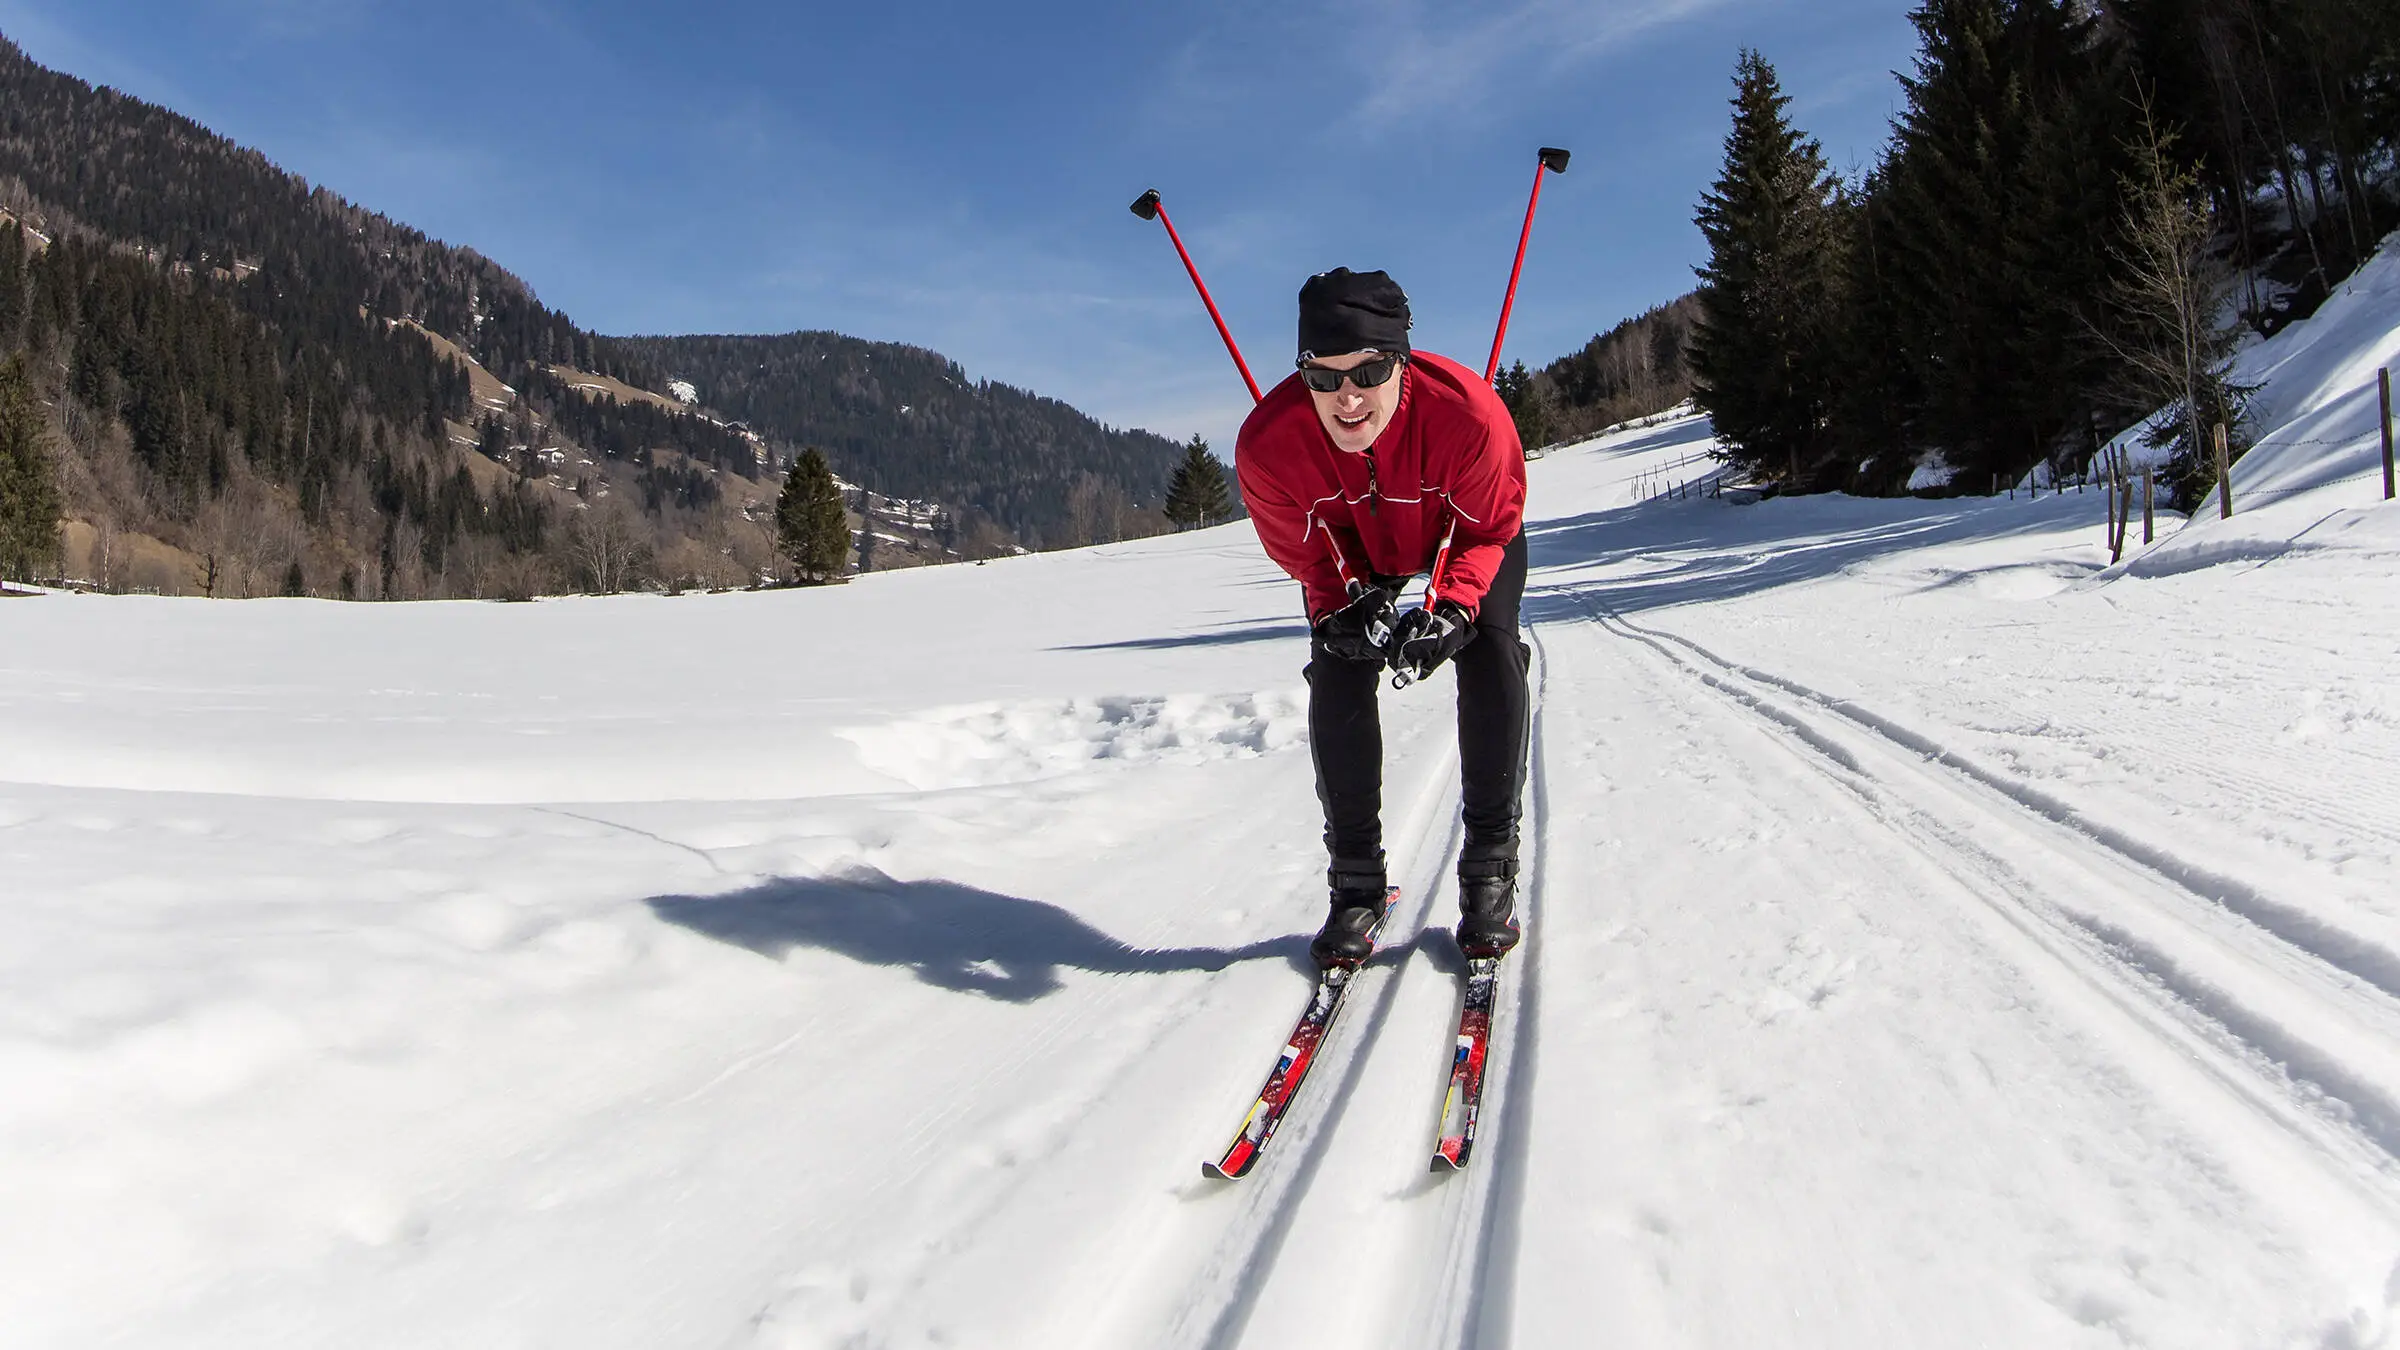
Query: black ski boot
1455 857 1521 959
1310 854 1388 970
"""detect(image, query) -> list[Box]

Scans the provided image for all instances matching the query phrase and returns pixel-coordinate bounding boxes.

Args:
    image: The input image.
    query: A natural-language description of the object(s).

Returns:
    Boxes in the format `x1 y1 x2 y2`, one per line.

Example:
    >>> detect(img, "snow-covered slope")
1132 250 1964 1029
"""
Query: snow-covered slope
6 259 2400 1346
2109 228 2400 577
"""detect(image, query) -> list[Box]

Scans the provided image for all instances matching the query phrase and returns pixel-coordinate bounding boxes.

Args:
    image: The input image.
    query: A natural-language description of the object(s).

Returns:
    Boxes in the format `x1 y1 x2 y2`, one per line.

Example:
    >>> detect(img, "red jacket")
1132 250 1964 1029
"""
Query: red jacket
1235 351 1526 624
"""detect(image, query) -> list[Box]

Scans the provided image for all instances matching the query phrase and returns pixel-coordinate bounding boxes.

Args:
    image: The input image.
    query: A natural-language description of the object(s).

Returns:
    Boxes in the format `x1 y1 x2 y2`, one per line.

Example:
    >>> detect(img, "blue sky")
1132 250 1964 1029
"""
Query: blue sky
0 0 1920 454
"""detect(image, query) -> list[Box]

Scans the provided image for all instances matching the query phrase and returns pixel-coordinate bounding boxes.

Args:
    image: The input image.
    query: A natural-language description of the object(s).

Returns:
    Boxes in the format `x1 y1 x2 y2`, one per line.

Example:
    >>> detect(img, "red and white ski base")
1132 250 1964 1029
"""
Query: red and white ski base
1201 887 1397 1180
1430 956 1502 1171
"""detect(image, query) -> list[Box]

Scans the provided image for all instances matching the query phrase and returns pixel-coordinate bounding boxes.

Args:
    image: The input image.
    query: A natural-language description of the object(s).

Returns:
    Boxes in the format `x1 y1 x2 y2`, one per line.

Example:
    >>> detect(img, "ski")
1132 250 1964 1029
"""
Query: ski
1202 887 1398 1180
1429 956 1503 1171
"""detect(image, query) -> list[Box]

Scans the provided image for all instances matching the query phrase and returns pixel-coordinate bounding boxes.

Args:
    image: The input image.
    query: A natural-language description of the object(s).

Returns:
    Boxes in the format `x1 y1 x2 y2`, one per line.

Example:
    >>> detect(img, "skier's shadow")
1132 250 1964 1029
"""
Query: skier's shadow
644 869 1314 1003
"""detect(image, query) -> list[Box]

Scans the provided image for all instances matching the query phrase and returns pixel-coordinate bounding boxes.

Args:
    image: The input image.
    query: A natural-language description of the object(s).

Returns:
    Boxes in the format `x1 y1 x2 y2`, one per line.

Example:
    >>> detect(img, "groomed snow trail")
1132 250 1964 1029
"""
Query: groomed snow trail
10 401 2400 1346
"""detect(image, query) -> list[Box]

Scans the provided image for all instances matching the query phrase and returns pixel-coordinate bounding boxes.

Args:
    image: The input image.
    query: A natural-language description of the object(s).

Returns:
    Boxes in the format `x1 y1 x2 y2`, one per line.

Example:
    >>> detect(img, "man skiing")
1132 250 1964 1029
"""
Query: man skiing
1235 268 1531 970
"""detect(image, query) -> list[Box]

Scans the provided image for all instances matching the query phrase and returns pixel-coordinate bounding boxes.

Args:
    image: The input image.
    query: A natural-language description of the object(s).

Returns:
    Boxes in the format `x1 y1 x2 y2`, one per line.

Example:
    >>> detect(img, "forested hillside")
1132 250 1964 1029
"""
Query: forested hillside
0 34 1178 596
1685 0 2399 502
1496 295 1700 449
613 333 1182 551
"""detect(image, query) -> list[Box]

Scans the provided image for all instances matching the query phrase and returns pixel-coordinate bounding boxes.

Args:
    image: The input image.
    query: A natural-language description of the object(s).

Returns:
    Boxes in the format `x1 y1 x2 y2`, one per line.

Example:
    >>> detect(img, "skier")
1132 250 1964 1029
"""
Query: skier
1235 268 1531 969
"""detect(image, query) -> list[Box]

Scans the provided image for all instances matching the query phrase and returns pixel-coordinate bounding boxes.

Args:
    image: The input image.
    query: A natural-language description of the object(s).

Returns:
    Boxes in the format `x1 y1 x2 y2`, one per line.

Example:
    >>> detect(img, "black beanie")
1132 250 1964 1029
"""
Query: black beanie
1297 268 1411 361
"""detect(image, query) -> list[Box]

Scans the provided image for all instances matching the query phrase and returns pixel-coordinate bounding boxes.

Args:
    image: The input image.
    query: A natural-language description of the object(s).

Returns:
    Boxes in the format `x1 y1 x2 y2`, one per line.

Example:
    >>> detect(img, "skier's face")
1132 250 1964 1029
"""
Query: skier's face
1303 351 1404 454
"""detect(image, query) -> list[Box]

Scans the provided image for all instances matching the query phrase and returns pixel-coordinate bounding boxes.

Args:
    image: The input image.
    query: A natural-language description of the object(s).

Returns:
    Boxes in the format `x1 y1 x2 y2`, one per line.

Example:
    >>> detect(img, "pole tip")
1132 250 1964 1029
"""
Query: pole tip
1539 147 1571 174
1130 189 1161 221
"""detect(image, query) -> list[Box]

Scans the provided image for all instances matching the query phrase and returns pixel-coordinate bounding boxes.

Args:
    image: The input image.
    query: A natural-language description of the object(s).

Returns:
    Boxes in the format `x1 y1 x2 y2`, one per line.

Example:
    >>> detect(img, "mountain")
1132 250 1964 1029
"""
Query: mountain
613 333 1180 550
0 34 1176 596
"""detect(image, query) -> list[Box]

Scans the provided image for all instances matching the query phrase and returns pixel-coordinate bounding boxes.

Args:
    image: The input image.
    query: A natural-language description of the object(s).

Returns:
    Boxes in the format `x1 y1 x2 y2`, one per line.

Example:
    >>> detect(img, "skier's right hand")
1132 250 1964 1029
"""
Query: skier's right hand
1314 581 1398 663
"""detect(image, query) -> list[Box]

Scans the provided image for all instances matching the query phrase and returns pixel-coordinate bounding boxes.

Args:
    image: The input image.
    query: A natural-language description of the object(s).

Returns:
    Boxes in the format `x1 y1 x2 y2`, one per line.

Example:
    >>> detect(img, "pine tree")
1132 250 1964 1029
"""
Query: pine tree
1689 49 1844 485
1494 361 1557 450
1162 435 1231 529
776 447 849 583
1879 0 2127 484
0 353 63 585
1824 177 1923 490
0 220 24 348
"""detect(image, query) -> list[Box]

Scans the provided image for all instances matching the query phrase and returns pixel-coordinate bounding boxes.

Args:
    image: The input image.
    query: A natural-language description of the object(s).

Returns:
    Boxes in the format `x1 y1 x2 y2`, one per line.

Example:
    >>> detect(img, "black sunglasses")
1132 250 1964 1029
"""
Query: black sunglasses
1297 353 1405 393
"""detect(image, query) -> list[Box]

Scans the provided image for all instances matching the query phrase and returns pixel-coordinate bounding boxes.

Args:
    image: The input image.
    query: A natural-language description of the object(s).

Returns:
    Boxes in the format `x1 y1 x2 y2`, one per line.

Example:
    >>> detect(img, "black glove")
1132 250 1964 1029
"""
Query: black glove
1389 600 1477 682
1314 581 1398 663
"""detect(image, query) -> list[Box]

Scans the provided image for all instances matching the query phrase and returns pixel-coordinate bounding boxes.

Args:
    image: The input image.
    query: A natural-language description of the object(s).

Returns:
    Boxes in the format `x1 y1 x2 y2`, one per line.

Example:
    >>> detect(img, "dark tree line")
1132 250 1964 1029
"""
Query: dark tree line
0 31 1189 577
1499 297 1702 450
10 225 468 508
0 33 851 594
519 365 761 478
0 37 663 393
612 332 1182 549
0 214 559 588
1688 0 2398 506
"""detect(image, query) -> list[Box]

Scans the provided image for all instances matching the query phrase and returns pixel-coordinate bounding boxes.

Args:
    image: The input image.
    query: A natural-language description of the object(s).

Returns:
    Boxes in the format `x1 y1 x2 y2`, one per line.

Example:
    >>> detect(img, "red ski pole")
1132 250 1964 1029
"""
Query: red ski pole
1131 189 1263 404
1483 147 1571 384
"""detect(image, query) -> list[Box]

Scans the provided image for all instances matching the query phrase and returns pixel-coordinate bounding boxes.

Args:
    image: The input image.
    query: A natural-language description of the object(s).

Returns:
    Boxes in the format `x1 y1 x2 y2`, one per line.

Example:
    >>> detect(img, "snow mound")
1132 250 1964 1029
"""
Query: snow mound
838 691 1306 791
1907 451 1957 492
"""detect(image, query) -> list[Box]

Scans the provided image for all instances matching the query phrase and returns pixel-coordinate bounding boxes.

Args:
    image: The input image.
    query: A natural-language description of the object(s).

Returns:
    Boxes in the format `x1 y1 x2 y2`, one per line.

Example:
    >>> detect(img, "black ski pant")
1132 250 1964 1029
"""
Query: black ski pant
1305 530 1531 872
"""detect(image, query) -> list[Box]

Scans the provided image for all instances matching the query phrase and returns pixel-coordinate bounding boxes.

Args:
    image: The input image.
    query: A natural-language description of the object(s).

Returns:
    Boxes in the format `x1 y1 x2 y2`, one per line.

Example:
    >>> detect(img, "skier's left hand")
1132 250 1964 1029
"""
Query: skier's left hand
1388 600 1476 683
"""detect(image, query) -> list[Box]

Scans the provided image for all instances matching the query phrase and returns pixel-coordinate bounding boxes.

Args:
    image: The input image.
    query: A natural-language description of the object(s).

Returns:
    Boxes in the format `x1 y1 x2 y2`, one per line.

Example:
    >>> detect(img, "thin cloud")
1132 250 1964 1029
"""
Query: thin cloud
1347 0 1742 128
201 0 373 42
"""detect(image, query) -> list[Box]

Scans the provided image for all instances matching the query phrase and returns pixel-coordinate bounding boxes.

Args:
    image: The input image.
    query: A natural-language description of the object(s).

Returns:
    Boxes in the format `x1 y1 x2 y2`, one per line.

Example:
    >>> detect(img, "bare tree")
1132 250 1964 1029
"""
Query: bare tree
2098 95 2251 510
566 496 650 594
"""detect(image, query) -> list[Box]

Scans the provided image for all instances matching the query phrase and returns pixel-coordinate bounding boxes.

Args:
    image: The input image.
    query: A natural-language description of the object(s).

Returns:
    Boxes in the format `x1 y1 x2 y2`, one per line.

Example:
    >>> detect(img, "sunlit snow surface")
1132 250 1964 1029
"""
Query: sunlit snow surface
8 237 2400 1348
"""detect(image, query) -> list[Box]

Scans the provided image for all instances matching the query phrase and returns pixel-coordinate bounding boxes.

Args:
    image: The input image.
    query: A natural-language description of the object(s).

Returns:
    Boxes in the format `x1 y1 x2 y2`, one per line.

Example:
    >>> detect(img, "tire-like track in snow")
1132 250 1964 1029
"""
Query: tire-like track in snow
1573 590 2400 1221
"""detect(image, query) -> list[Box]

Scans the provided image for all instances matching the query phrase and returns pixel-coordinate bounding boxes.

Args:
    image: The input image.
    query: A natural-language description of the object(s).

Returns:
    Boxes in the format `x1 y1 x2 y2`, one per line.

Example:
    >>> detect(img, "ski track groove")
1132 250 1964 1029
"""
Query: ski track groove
1448 622 1552 1350
728 785 1344 1343
1180 734 1466 1350
1575 591 2400 1204
1185 634 1554 1350
1640 621 2400 1004
1954 653 2400 860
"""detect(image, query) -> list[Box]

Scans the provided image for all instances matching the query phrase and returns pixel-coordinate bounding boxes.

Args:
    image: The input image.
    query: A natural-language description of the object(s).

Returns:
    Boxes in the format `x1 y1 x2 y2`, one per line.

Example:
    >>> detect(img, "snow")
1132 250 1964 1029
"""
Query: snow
7 238 2400 1347
669 380 700 404
1905 449 1956 491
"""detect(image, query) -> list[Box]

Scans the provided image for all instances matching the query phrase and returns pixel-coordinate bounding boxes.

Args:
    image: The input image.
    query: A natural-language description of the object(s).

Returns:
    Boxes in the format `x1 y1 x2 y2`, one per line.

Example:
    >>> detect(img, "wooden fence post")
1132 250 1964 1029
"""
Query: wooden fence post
2215 422 2232 519
2142 468 2154 544
2112 452 2133 563
2381 367 2393 501
2104 461 2118 555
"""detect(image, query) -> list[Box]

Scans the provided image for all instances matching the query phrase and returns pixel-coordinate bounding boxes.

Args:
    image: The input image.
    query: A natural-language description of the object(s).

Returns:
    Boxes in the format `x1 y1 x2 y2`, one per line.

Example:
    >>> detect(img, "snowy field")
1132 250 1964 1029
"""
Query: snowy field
7 239 2400 1348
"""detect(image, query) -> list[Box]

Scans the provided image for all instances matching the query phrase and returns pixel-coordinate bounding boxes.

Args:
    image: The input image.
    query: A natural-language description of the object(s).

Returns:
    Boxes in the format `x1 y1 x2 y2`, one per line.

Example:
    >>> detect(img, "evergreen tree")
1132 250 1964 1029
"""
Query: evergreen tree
1162 435 1232 529
0 220 24 348
1824 178 1924 491
0 353 63 585
776 448 849 583
1689 49 1844 484
1494 361 1559 451
1878 0 2128 483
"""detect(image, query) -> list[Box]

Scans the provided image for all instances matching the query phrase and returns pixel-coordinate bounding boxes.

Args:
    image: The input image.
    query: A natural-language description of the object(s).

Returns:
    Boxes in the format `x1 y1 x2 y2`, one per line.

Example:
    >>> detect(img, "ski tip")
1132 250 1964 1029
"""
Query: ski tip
1429 1152 1466 1174
1202 1160 1241 1181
